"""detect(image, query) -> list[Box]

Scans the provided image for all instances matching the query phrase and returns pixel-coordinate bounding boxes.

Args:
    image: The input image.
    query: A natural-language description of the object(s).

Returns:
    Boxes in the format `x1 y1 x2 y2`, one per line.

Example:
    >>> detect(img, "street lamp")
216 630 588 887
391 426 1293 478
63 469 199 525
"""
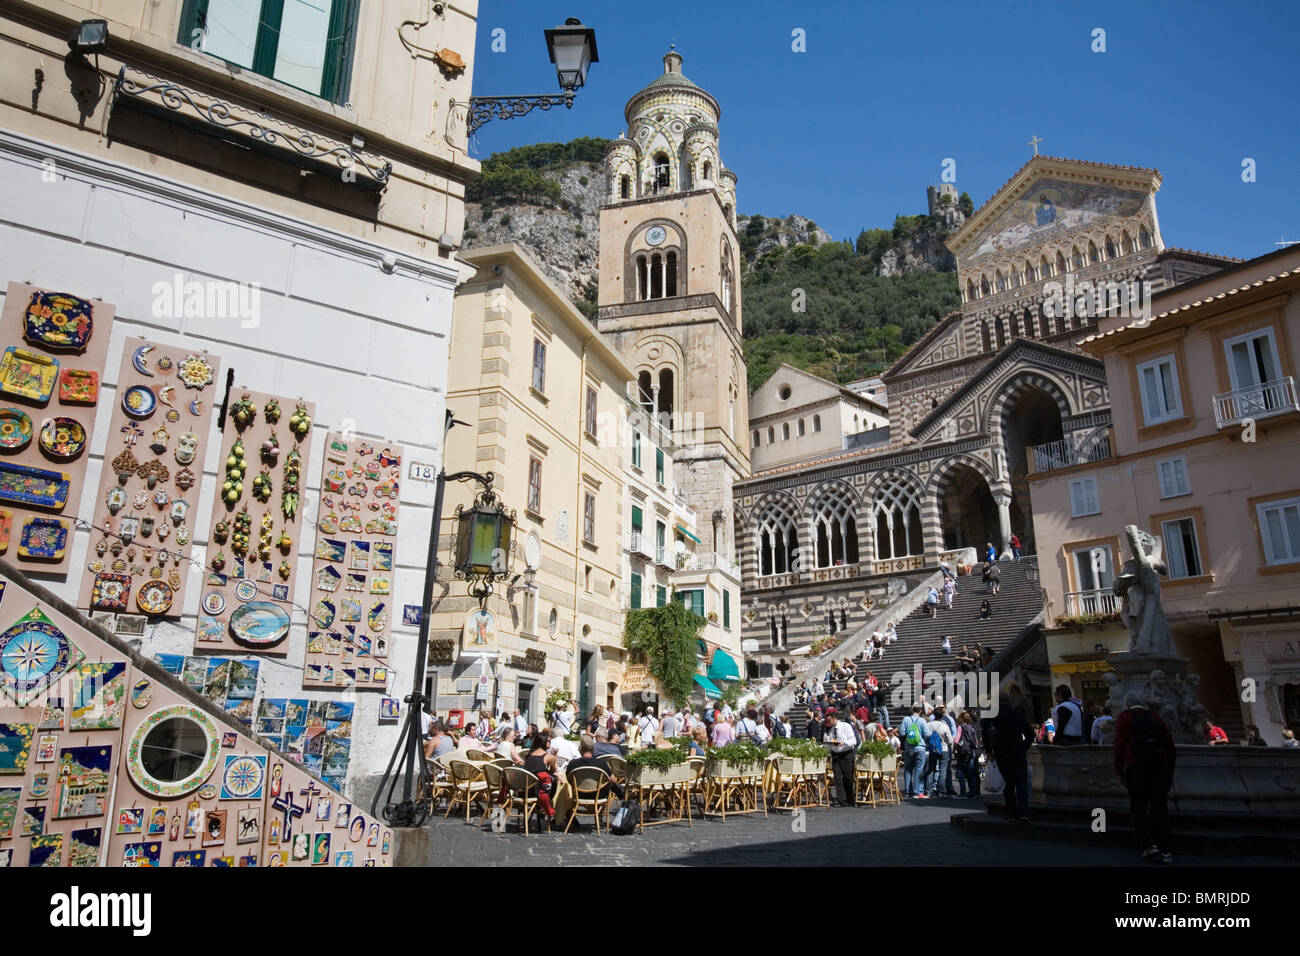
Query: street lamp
453 17 599 135
371 413 516 828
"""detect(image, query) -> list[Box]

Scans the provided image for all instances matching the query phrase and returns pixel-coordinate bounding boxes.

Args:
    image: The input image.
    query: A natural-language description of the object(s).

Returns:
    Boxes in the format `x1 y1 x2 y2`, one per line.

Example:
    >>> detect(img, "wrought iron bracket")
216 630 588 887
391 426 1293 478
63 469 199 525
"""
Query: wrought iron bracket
112 66 393 188
453 91 574 136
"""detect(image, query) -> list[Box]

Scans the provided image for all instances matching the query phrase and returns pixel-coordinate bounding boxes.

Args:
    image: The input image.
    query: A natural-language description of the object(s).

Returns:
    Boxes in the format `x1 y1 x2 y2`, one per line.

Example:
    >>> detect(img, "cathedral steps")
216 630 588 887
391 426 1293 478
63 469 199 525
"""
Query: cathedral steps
781 561 1045 735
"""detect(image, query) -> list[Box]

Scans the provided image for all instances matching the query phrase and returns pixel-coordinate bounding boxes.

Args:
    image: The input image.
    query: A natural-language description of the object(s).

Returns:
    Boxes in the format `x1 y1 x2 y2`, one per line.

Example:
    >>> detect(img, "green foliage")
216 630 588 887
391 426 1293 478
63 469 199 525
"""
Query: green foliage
1055 612 1122 628
719 680 744 708
857 740 895 759
578 175 589 186
768 737 829 760
544 688 570 716
706 741 768 765
499 214 512 227
626 744 690 768
958 191 974 216
937 193 953 207
466 137 609 207
574 278 599 321
624 601 705 706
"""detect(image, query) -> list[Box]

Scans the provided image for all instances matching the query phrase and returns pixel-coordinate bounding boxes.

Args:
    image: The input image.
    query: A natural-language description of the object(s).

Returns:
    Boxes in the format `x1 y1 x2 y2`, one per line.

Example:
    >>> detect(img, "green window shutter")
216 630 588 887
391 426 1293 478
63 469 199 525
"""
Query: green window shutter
631 506 643 531
656 586 666 607
723 590 731 628
656 448 665 484
692 590 705 617
630 573 642 609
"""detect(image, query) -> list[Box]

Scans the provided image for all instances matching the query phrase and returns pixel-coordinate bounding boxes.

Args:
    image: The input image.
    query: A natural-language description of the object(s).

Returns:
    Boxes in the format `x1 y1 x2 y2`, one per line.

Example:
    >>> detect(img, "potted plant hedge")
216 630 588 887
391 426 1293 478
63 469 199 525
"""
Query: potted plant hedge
768 737 829 776
704 740 767 779
625 744 692 786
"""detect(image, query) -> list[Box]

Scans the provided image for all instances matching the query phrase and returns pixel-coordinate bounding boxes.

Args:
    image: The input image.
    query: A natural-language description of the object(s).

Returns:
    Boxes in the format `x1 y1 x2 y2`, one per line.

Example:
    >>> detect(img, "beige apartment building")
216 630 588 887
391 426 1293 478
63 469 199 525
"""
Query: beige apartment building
437 244 630 723
1031 245 1300 742
0 0 480 801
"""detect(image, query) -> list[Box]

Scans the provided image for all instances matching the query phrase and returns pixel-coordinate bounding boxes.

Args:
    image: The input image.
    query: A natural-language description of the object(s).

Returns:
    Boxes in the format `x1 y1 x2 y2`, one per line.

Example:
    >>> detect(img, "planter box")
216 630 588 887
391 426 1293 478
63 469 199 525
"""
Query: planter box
776 755 827 777
705 758 764 780
626 761 693 787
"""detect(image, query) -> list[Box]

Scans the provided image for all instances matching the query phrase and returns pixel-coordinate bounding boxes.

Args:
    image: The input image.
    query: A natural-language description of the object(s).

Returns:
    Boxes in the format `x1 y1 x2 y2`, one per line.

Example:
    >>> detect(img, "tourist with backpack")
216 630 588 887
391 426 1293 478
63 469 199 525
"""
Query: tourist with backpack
1113 700 1177 864
900 705 931 798
954 712 981 799
927 707 954 797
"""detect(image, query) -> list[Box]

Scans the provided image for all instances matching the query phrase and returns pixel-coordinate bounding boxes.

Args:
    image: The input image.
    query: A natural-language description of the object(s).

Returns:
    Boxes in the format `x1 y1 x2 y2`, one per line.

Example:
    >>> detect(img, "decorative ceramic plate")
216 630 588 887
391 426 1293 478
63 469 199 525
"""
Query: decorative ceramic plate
0 408 33 451
313 599 335 629
234 580 258 602
0 509 10 553
22 291 93 351
219 754 266 800
177 354 215 390
0 606 85 706
17 517 68 559
136 580 174 615
90 572 131 611
202 592 226 615
0 462 71 510
122 385 157 419
37 417 86 460
58 368 98 405
0 346 59 403
131 679 152 709
228 602 291 648
198 783 217 800
127 704 221 798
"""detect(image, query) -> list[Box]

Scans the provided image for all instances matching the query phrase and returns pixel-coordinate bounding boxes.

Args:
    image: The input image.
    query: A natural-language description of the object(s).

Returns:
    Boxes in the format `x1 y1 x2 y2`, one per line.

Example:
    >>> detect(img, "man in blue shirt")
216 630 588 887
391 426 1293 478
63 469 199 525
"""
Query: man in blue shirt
900 705 931 798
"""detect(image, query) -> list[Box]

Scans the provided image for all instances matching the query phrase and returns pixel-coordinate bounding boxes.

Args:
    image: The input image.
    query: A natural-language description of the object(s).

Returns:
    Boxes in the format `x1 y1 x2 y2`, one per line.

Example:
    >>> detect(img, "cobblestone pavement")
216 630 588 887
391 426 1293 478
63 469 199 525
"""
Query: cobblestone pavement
424 796 1287 867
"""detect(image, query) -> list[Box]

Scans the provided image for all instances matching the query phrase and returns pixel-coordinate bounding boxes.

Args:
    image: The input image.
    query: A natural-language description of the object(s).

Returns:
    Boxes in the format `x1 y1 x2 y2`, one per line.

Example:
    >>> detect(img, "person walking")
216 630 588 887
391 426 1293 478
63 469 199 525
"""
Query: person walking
954 712 981 799
900 705 931 798
1009 533 1022 562
985 542 997 564
926 585 940 618
927 706 954 797
983 684 1033 822
1113 700 1176 863
943 576 956 610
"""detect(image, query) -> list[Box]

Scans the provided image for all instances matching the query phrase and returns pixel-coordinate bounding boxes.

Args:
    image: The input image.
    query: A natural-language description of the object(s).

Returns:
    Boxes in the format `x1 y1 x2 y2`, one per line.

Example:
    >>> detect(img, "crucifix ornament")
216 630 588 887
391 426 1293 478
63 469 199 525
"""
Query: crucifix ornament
1027 134 1043 156
271 789 305 843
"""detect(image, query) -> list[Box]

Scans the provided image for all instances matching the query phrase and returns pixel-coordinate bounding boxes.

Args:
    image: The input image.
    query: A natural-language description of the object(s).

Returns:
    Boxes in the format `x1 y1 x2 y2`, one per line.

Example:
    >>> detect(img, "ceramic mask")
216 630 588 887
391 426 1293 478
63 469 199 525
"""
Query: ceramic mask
175 432 198 465
133 491 149 510
140 516 155 538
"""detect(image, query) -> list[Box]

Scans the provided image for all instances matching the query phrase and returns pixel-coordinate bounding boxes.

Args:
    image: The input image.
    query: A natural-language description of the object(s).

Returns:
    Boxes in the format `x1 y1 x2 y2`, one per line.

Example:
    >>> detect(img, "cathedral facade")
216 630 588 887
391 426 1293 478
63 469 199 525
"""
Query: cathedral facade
736 155 1237 656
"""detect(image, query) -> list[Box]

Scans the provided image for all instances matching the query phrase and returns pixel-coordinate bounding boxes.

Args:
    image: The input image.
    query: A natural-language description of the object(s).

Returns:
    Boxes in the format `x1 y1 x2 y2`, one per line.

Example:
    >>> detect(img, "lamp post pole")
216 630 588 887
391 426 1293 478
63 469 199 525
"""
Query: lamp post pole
372 413 497 828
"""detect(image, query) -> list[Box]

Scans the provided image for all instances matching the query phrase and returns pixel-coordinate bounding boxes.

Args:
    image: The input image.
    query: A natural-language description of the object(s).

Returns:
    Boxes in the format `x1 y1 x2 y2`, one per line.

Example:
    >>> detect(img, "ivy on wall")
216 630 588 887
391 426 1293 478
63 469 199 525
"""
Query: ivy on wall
623 601 705 705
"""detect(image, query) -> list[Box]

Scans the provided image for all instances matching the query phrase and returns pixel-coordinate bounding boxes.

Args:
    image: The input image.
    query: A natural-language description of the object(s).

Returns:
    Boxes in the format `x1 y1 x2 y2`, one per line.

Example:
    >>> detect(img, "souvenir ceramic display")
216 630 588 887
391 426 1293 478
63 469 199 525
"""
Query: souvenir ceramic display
121 385 157 419
202 592 226 615
17 516 69 559
234 579 258 602
0 462 71 509
177 354 215 389
37 417 86 460
0 606 85 706
58 369 98 405
90 573 131 611
22 291 93 351
136 580 174 615
131 344 154 376
0 346 59 402
229 601 291 647
0 408 33 451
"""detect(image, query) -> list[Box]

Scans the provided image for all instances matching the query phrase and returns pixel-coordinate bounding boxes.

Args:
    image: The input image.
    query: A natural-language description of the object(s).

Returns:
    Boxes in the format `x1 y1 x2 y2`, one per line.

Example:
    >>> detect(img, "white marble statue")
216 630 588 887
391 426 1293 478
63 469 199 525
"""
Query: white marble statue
1113 524 1175 657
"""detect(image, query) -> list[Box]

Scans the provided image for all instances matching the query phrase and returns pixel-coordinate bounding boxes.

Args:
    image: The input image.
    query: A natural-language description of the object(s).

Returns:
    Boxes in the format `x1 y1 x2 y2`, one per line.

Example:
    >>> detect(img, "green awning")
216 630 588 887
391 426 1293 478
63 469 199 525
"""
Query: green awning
708 648 740 682
676 524 701 544
693 674 723 698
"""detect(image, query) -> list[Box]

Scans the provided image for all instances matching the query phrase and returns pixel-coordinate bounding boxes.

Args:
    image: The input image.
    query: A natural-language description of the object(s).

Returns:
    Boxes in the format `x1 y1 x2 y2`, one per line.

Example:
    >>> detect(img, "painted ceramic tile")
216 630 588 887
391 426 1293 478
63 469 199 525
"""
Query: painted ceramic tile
372 542 393 572
290 832 310 861
219 753 266 800
311 832 330 865
68 661 128 730
122 841 160 867
335 802 351 827
0 848 10 867
20 804 44 837
28 833 62 867
238 855 257 867
28 772 49 798
172 850 205 867
210 855 234 867
38 698 65 730
35 733 57 762
184 800 201 838
0 787 18 838
236 806 261 844
146 806 167 835
53 745 112 818
115 806 144 834
68 826 101 867
334 850 353 867
0 723 35 775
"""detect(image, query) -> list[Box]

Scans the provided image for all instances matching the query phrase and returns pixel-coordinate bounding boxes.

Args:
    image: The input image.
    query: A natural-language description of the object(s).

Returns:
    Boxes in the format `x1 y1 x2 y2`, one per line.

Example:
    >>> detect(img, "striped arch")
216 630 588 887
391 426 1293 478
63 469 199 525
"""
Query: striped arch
927 452 1006 498
982 368 1076 434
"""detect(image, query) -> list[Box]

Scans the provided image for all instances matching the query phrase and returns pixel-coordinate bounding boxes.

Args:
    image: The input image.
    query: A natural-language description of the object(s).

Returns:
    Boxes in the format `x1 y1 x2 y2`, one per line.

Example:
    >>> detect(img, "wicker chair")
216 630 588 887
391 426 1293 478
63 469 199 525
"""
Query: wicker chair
503 767 550 836
427 757 455 812
465 748 492 762
602 754 628 784
480 762 509 829
878 754 902 805
444 758 488 822
564 766 612 835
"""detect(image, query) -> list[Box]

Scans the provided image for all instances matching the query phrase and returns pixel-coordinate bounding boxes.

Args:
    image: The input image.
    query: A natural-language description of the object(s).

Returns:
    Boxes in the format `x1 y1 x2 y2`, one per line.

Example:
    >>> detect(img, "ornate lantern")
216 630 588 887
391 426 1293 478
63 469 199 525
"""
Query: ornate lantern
452 479 516 601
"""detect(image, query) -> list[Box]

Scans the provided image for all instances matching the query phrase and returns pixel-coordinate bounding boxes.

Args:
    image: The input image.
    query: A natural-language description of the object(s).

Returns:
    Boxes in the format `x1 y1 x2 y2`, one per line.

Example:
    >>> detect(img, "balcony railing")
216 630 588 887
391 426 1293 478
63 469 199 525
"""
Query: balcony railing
1031 431 1112 473
628 532 654 558
680 552 741 579
1064 589 1119 616
673 493 697 524
1213 377 1299 429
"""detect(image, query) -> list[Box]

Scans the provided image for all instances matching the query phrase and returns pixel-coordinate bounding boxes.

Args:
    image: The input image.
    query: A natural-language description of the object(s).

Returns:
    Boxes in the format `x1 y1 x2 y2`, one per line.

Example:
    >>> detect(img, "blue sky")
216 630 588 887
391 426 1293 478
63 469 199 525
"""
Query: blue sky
470 1 1299 261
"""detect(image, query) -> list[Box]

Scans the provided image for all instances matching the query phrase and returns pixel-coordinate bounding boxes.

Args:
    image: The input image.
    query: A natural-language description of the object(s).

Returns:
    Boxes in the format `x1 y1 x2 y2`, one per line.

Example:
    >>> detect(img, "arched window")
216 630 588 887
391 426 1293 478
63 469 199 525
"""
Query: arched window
666 251 678 297
872 477 924 561
752 429 760 448
1121 230 1134 255
657 368 674 419
636 254 648 301
1105 235 1118 259
1022 308 1036 338
980 275 991 296
652 152 670 192
619 175 630 200
755 497 800 576
767 426 775 443
638 370 653 417
995 317 1007 349
720 240 735 313
782 422 790 441
1139 227 1152 249
650 253 663 299
1040 254 1052 279
980 321 993 352
798 419 806 437
813 414 822 433
996 271 1007 293
810 485 860 568
966 280 977 302
1024 260 1035 283
723 203 734 226
702 161 713 181
1056 251 1067 276
1088 240 1100 264
1072 245 1084 270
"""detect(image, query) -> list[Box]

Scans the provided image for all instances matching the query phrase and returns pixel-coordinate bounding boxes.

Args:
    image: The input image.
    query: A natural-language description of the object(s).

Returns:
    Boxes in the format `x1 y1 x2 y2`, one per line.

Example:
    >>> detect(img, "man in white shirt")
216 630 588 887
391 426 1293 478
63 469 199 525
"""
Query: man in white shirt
512 709 529 736
637 707 660 747
734 709 762 743
1091 705 1116 744
553 700 576 735
420 708 433 739
548 730 581 772
811 677 824 699
824 711 858 807
660 707 680 738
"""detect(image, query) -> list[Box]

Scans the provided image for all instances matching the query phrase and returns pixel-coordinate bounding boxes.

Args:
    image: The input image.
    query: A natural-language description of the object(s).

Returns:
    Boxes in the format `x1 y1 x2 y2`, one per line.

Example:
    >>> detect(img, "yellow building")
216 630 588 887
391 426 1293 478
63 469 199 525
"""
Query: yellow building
1030 245 1300 742
437 244 631 722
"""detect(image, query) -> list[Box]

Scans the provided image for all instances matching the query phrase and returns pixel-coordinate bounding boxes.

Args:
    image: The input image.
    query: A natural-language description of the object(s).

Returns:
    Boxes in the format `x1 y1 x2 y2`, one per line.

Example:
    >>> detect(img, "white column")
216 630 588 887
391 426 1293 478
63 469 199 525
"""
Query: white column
660 257 667 300
995 493 1012 558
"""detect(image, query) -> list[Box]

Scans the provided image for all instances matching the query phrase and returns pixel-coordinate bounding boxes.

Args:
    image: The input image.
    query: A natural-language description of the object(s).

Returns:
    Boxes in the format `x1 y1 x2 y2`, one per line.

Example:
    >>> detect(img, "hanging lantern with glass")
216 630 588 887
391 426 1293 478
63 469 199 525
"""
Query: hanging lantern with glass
452 479 516 601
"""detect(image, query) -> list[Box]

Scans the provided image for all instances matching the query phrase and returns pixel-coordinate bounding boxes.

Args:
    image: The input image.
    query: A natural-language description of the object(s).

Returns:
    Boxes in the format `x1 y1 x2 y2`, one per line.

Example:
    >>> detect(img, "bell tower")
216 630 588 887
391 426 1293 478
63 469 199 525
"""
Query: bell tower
596 47 749 560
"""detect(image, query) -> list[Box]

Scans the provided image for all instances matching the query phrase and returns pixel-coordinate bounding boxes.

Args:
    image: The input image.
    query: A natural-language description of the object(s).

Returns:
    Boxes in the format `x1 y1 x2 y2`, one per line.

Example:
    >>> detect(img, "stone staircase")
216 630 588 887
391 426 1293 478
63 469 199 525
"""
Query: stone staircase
783 561 1045 736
